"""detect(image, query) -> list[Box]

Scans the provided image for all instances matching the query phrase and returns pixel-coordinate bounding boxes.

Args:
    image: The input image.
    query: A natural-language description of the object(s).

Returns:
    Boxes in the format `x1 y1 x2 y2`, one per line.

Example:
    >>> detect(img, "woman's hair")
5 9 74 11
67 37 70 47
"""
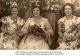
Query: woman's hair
10 6 19 16
61 3 75 16
10 6 19 11
31 2 42 15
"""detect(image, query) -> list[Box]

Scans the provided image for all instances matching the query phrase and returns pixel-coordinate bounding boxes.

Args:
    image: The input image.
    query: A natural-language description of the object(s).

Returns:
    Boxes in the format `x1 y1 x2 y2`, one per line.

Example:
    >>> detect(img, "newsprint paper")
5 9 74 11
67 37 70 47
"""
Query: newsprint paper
0 0 80 56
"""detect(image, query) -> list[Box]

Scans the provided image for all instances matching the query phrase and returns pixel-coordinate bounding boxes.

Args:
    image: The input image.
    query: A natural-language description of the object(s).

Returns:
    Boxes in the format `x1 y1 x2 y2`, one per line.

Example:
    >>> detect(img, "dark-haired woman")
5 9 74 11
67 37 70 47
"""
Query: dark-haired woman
0 5 25 49
18 4 53 50
57 3 79 50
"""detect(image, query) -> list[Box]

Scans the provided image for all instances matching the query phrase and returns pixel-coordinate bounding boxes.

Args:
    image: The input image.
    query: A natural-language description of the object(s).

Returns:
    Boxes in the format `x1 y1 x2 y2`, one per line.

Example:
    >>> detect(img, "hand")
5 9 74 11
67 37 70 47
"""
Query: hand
43 30 52 45
17 31 24 37
58 37 63 43
59 32 64 38
44 30 50 37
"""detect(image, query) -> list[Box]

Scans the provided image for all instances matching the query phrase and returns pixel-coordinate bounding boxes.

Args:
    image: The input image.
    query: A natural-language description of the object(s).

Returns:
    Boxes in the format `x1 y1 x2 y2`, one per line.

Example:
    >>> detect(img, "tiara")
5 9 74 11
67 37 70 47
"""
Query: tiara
30 0 41 7
10 2 18 7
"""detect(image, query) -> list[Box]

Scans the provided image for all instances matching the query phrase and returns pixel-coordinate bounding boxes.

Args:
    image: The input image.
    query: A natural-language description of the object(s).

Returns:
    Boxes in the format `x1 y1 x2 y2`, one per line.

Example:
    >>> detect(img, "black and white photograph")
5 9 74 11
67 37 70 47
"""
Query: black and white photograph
0 0 80 50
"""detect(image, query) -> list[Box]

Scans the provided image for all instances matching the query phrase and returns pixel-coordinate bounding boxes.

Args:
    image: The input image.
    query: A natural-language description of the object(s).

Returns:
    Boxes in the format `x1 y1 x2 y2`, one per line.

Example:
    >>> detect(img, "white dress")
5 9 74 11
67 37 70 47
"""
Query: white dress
18 17 53 50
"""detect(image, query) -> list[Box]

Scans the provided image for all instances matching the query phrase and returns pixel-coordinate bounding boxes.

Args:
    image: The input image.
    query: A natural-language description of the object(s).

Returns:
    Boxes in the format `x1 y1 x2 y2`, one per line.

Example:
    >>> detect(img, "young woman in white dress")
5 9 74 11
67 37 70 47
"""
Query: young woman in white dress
18 3 53 50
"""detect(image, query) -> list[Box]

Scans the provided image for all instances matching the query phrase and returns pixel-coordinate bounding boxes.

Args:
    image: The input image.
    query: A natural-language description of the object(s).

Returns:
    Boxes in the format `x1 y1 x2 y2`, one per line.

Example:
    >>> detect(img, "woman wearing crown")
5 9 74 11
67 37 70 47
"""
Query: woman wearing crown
18 3 53 50
0 2 25 50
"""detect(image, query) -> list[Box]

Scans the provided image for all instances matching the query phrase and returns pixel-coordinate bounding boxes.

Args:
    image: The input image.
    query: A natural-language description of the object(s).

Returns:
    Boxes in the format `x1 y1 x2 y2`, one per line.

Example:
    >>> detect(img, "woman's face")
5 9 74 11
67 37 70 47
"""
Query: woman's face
33 7 40 17
11 8 18 16
64 5 72 16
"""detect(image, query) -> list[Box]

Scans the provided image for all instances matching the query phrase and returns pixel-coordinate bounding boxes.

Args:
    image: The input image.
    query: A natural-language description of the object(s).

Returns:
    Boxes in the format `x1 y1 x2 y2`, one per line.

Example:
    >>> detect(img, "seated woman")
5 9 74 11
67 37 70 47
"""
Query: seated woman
0 3 25 50
57 3 79 50
18 3 53 50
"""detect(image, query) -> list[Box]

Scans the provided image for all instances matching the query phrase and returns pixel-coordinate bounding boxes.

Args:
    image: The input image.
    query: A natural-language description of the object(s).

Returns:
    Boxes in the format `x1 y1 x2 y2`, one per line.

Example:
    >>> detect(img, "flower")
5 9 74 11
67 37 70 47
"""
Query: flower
28 24 44 37
10 2 18 7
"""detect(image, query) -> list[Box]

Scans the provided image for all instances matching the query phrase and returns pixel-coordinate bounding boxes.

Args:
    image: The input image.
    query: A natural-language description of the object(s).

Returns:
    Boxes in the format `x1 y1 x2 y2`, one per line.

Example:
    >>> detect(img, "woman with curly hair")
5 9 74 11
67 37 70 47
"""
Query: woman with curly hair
57 3 79 50
18 3 53 50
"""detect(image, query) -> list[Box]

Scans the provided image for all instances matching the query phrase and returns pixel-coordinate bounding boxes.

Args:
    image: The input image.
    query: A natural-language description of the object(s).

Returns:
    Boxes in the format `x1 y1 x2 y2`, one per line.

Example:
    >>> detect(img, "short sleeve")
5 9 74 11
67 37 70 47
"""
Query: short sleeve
57 17 65 25
0 17 7 24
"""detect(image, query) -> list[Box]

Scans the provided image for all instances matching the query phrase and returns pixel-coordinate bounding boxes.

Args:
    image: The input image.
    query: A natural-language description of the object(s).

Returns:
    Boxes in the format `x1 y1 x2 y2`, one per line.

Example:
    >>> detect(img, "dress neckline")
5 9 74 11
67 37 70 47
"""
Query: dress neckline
31 17 43 25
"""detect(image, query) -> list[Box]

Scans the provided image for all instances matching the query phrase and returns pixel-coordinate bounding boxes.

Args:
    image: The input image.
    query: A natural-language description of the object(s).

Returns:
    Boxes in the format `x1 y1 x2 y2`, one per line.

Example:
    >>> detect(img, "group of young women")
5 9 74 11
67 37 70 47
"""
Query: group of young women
0 2 80 50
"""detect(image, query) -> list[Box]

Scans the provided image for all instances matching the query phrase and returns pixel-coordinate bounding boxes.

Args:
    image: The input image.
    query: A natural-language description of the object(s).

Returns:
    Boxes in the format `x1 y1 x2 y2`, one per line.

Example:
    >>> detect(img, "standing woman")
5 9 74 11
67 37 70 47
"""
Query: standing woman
18 3 53 50
57 3 78 50
0 3 25 49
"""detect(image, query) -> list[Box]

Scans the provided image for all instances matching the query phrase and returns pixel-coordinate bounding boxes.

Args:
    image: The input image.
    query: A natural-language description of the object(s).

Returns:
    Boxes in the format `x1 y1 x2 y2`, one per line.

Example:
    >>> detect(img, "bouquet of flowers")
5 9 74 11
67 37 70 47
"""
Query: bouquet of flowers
28 24 45 37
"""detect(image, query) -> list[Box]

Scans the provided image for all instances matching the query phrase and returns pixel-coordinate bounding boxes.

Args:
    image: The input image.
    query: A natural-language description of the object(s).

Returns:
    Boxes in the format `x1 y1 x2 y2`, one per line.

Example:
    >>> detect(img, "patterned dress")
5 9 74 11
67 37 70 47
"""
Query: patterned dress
18 17 53 50
57 16 79 50
0 16 25 50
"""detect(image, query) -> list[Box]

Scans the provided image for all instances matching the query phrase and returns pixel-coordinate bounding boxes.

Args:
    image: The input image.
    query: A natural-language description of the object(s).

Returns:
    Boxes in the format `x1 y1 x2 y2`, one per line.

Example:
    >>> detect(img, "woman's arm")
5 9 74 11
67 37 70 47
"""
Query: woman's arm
44 19 54 45
57 21 64 42
0 17 8 33
44 19 54 36
18 18 30 36
0 17 7 24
